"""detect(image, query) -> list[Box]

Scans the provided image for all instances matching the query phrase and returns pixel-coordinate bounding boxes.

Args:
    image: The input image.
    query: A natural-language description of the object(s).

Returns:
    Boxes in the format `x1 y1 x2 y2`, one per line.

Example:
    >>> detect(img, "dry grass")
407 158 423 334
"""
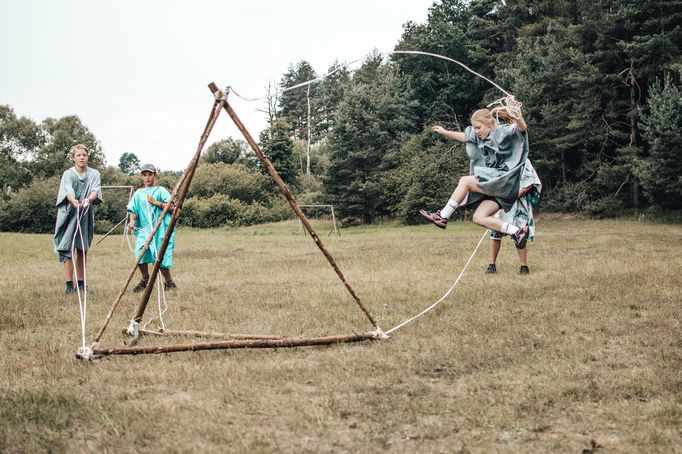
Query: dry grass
0 219 680 453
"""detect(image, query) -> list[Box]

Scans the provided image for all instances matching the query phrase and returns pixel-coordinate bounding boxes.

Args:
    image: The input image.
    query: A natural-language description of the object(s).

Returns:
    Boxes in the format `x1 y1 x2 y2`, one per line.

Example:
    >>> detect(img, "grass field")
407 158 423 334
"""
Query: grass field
1 218 680 453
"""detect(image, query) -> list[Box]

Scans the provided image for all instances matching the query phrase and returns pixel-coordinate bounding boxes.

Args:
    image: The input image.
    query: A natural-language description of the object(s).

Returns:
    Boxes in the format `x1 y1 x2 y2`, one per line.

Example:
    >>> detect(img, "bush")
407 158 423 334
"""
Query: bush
182 195 293 228
0 176 60 233
189 163 273 204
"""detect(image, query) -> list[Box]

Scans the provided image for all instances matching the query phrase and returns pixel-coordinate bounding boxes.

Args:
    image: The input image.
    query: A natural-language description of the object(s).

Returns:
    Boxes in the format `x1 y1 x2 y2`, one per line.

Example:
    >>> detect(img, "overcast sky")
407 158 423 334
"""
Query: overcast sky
0 0 435 171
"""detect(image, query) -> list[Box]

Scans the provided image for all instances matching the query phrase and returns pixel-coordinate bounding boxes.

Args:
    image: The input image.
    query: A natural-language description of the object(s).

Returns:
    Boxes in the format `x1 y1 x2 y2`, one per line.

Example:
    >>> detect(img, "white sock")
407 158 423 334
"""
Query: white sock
501 222 520 236
440 198 459 218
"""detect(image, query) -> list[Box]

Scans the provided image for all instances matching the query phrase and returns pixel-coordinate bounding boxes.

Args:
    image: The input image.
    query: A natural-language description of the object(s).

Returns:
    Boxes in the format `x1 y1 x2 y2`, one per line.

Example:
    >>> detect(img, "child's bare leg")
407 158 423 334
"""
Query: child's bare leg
75 249 86 280
138 263 150 279
160 268 173 283
451 175 482 205
517 247 528 267
436 176 484 219
490 238 501 265
63 259 74 282
473 201 529 249
472 200 506 231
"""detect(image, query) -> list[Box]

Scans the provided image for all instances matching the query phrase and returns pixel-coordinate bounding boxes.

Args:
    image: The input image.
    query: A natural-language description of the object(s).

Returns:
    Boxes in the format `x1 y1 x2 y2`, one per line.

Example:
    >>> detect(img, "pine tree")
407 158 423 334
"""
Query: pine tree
638 77 682 209
278 61 318 141
324 58 417 223
258 118 299 190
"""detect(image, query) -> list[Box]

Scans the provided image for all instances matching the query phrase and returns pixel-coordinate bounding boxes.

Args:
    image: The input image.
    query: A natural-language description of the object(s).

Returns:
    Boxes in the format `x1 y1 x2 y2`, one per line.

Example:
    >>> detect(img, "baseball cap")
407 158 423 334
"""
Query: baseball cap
140 164 157 174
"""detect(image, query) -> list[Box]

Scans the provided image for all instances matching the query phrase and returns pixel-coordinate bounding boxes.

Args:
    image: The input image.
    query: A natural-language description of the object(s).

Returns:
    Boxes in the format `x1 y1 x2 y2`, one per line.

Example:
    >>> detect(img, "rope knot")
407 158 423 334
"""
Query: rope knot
370 328 390 340
126 320 140 337
76 346 94 361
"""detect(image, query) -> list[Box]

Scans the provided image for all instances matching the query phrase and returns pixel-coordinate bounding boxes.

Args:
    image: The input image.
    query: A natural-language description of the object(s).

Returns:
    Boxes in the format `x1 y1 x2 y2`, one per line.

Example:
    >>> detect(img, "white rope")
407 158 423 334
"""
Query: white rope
70 204 91 349
228 49 514 103
389 50 511 96
385 230 488 335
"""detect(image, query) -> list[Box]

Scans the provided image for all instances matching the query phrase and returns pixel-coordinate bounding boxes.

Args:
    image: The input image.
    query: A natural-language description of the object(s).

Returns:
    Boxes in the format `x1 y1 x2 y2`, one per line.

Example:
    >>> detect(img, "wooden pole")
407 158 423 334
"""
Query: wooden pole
122 327 287 340
208 83 379 330
94 332 378 356
92 97 224 344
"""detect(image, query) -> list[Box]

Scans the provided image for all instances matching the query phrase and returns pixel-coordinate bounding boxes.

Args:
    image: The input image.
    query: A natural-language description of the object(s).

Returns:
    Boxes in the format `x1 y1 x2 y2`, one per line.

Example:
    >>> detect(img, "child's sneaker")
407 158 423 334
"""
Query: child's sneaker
65 282 75 295
133 277 149 293
485 264 497 274
519 265 530 275
163 280 177 291
511 225 529 250
419 209 448 229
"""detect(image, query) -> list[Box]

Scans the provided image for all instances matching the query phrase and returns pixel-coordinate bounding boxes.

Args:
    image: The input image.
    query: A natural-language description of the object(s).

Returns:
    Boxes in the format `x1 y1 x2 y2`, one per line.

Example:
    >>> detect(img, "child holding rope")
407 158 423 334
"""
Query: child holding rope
486 159 542 275
127 164 177 292
420 100 530 249
54 144 102 294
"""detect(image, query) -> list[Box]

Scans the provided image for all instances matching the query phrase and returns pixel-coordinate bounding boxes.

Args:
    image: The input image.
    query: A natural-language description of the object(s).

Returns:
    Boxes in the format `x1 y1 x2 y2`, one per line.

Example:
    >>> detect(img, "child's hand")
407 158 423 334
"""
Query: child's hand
432 125 446 135
146 195 156 206
81 199 89 208
127 221 135 230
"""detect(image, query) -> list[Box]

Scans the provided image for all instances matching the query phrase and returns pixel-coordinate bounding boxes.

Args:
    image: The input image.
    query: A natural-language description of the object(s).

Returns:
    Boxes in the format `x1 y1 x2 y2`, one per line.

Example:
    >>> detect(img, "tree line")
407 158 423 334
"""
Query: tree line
1 0 680 233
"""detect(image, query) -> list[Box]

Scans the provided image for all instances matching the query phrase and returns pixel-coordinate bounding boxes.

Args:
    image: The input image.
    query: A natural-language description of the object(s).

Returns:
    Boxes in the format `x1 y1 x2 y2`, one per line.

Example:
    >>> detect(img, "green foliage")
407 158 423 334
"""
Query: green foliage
394 0 482 128
182 194 292 228
392 130 470 224
325 56 418 223
317 61 352 137
0 175 60 233
278 61 318 141
0 105 41 193
30 116 104 178
117 152 140 174
190 162 273 204
202 138 250 165
638 78 682 209
258 119 299 189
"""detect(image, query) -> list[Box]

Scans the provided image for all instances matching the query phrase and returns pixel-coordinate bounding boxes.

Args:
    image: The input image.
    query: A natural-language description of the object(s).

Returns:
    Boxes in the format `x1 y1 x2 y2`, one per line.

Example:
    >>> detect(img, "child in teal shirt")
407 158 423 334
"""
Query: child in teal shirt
127 164 177 292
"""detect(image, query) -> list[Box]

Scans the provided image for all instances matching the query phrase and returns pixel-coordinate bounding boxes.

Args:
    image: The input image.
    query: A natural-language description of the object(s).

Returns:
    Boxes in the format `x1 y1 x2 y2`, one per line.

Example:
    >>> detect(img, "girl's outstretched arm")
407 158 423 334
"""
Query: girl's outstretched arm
432 125 465 142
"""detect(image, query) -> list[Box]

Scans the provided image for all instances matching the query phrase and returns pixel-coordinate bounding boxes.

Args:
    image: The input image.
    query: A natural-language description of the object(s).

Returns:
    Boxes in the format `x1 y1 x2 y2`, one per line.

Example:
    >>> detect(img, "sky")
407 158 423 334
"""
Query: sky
0 0 435 171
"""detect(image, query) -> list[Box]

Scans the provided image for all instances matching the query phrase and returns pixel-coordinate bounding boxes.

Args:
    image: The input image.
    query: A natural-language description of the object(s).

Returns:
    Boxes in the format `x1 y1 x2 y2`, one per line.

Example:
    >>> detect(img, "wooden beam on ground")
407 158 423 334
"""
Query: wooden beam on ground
121 327 287 340
94 332 380 356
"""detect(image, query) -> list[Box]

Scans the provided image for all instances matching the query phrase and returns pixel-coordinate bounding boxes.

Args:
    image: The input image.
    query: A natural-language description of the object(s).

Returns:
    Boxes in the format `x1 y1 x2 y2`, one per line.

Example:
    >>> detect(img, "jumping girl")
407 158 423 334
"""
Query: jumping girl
420 100 530 249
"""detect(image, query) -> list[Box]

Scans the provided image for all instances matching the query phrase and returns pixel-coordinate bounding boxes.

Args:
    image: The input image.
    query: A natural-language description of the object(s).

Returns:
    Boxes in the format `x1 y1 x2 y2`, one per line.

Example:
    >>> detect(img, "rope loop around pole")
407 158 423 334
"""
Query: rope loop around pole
75 346 94 361
370 328 390 340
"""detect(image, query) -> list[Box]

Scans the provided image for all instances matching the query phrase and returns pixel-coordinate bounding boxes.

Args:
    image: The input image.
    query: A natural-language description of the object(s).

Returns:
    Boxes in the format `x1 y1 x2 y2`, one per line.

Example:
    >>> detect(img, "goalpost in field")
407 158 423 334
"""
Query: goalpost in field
298 204 340 237
98 185 135 251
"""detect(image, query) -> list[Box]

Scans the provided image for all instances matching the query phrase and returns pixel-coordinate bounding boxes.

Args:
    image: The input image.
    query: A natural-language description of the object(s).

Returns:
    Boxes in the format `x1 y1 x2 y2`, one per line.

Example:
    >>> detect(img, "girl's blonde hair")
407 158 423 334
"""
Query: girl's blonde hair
470 108 515 126
70 144 89 157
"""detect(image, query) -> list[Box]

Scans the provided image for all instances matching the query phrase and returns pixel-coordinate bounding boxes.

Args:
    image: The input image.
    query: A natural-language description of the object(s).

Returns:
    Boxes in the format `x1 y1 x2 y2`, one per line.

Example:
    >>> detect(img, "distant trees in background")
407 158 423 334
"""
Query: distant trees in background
118 152 140 175
1 0 681 232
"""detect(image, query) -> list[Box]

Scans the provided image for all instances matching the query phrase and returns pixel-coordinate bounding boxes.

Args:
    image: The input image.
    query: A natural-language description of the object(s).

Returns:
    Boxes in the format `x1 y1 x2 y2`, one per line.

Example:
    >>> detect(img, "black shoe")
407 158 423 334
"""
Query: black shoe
485 264 497 274
133 277 149 293
519 265 529 275
65 283 75 295
511 225 529 250
163 280 177 291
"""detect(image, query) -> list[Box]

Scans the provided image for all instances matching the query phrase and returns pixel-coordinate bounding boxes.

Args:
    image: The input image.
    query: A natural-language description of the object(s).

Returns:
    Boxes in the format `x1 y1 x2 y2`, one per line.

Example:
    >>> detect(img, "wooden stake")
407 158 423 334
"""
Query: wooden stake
94 332 379 356
208 83 379 330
